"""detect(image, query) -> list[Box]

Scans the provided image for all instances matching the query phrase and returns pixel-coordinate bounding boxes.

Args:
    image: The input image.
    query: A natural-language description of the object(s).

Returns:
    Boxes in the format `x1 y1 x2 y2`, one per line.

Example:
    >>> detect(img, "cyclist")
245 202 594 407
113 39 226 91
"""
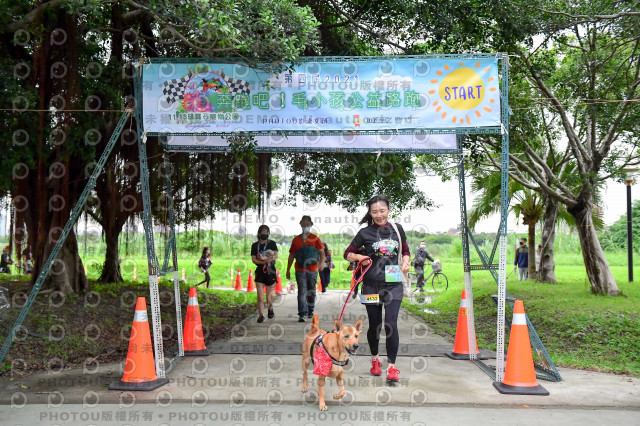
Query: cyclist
412 241 434 292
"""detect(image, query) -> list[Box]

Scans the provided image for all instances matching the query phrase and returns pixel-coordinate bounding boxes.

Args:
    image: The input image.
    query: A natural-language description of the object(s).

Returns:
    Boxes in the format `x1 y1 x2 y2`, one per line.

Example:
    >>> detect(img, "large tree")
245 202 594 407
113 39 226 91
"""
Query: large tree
474 2 640 294
0 0 321 289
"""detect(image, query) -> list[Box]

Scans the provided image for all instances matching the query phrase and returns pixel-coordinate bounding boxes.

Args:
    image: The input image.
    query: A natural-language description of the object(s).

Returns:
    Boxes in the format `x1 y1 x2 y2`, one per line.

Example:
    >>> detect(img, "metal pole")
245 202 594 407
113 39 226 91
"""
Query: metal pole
164 151 184 359
627 180 633 282
133 60 166 378
495 53 510 384
0 108 132 365
457 143 478 363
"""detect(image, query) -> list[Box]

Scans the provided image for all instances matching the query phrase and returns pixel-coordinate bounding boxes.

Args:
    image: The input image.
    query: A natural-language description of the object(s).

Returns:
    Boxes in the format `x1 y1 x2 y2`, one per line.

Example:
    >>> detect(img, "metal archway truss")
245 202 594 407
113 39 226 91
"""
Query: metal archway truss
0 54 561 385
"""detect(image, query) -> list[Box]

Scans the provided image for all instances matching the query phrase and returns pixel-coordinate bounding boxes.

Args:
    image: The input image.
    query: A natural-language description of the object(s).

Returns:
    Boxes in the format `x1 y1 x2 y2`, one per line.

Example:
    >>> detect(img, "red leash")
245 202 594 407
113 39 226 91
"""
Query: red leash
338 257 372 322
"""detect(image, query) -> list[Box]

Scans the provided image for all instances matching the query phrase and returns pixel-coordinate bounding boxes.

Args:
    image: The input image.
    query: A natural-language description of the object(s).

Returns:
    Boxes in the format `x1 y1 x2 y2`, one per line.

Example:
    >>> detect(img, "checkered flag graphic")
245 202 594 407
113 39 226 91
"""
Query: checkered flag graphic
161 73 193 105
221 70 251 95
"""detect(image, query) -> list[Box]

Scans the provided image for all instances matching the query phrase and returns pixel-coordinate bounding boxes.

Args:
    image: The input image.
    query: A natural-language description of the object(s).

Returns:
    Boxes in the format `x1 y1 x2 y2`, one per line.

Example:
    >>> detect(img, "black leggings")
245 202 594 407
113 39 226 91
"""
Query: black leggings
365 298 402 364
198 271 210 287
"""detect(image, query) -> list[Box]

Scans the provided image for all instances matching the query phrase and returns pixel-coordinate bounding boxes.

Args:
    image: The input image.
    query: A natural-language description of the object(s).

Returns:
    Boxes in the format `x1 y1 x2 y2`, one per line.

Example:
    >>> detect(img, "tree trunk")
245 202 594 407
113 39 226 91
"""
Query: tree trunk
527 220 536 279
35 227 88 296
99 222 124 283
568 199 620 295
14 203 25 272
539 195 558 283
8 204 14 260
98 218 123 283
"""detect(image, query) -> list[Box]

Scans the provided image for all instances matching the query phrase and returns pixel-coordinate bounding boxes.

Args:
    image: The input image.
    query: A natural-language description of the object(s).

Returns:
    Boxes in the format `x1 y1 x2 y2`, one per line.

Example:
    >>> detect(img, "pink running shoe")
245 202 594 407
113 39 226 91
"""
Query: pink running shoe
370 358 382 376
387 366 400 383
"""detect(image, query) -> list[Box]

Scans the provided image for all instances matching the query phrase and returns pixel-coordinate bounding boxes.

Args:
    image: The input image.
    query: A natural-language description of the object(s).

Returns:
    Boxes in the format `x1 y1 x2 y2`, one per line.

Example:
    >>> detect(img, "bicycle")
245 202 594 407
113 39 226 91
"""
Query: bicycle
410 262 448 292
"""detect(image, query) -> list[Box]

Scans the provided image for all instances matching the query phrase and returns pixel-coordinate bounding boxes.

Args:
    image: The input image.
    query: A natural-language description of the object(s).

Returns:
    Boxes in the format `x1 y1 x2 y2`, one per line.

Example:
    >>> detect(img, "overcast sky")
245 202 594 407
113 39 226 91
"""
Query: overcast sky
211 173 639 237
1 172 636 239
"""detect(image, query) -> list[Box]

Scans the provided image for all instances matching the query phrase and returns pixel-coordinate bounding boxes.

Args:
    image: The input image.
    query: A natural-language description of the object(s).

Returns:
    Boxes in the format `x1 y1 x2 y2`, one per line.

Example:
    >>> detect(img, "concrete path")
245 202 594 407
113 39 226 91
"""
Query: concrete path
1 289 639 425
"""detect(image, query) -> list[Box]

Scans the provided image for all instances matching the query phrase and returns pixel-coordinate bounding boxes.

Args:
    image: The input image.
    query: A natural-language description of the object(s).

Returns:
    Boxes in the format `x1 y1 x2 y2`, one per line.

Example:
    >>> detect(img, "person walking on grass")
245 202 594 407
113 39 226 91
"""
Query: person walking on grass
514 237 529 281
251 225 278 323
197 247 212 288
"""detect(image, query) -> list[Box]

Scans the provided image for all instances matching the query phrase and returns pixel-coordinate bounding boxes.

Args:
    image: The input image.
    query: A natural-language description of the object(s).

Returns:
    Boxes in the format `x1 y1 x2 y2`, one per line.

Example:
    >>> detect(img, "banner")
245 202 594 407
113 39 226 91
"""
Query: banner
165 133 458 152
141 56 501 136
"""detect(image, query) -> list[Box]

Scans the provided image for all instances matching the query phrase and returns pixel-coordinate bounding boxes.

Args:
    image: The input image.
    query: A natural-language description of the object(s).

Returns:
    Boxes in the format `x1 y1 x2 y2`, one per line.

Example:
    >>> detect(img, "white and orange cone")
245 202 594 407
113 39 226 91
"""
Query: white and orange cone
275 270 284 294
446 290 483 360
183 287 210 356
246 269 255 292
234 269 243 291
108 297 168 391
493 300 549 395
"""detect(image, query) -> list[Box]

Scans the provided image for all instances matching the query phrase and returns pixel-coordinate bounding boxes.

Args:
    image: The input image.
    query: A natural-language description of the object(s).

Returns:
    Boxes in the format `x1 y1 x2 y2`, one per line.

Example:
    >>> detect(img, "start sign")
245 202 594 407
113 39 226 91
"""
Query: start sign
140 56 501 137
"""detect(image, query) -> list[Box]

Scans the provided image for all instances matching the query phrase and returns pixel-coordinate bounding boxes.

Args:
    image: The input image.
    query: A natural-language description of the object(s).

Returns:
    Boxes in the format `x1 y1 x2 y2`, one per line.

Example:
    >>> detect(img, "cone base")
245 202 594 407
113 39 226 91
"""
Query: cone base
108 378 169 391
445 351 488 360
493 381 549 396
184 348 211 356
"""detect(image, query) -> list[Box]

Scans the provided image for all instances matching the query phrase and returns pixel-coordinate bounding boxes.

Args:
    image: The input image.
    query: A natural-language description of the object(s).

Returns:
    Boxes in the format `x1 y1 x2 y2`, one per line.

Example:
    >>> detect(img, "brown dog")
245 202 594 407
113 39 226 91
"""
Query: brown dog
302 314 363 411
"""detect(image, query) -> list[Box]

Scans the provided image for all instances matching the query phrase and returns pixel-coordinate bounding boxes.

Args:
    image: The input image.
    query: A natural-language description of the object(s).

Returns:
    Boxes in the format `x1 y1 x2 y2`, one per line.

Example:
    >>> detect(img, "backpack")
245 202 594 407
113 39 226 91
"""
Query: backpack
294 241 319 269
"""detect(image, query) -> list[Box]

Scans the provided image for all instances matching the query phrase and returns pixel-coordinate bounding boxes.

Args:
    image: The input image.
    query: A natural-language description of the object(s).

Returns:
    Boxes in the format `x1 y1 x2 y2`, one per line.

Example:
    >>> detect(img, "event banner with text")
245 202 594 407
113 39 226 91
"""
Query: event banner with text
141 57 501 137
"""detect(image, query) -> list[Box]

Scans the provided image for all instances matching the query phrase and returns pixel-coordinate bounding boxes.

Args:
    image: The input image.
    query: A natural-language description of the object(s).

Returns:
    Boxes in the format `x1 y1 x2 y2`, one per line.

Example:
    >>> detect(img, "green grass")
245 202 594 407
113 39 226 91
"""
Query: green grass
5 235 638 377
403 258 640 377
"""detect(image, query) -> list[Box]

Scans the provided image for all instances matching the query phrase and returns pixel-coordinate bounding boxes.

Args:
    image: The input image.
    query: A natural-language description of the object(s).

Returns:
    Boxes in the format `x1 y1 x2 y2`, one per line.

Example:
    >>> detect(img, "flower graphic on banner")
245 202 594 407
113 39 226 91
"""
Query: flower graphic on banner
428 61 498 125
162 67 250 114
177 71 229 113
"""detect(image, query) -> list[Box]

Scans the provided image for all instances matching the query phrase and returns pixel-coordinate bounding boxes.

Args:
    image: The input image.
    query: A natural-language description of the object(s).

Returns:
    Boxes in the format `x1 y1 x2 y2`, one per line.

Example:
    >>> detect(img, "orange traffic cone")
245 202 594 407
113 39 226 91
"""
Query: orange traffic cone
317 276 322 291
133 267 137 281
183 287 211 356
446 290 483 360
108 297 168 391
234 269 243 290
246 269 255 292
493 300 549 395
275 270 284 294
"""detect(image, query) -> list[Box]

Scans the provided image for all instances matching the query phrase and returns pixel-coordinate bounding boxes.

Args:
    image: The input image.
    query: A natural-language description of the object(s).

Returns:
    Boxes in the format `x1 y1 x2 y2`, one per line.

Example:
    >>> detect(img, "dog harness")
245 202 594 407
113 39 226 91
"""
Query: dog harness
310 333 348 376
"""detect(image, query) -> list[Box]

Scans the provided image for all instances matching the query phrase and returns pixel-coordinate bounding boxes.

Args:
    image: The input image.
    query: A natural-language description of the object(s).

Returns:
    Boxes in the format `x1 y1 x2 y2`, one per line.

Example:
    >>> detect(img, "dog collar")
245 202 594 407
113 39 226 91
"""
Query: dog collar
310 334 349 367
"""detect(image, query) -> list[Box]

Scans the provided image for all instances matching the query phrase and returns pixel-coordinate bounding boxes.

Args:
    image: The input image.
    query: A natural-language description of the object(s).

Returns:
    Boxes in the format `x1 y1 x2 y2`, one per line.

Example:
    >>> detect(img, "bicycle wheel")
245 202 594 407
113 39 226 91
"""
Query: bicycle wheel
431 272 448 291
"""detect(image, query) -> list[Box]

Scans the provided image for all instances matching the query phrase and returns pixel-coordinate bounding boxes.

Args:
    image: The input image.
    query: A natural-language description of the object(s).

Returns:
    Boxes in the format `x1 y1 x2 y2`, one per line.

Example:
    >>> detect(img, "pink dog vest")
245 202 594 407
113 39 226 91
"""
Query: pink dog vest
311 333 349 376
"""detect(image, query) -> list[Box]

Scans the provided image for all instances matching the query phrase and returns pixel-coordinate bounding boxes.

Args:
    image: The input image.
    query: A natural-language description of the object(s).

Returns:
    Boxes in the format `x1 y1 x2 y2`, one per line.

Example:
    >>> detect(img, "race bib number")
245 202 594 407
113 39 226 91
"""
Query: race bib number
385 265 402 282
359 294 379 304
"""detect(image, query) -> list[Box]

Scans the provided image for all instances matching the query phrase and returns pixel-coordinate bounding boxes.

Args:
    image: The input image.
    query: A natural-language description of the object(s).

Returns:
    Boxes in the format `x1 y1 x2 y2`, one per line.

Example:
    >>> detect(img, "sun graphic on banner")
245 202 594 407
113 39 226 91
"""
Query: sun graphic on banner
427 61 498 125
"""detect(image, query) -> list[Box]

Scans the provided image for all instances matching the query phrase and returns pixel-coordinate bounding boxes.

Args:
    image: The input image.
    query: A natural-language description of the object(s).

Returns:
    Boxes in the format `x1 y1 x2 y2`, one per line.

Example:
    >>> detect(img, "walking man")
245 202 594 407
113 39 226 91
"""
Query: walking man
286 216 325 322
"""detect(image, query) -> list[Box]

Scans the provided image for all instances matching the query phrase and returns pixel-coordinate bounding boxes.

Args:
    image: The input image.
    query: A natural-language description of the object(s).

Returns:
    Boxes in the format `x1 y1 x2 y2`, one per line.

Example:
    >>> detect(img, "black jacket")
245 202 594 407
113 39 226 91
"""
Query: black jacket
413 247 434 267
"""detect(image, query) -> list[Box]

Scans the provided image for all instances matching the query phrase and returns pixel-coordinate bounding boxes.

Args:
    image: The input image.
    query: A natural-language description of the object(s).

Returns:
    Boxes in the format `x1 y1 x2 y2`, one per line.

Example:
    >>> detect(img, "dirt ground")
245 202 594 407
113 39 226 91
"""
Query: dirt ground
0 277 254 376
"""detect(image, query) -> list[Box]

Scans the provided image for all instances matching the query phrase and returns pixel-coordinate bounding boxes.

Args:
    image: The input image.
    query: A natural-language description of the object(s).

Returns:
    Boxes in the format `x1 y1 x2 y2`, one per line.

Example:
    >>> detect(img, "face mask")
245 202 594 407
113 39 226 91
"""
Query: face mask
259 234 269 240
519 242 524 245
302 226 311 233
420 244 425 249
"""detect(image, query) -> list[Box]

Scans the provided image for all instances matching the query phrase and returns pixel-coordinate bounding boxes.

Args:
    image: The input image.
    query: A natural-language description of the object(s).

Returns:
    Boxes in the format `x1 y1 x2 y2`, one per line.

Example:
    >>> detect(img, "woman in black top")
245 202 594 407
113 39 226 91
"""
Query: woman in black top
197 247 212 288
344 194 410 384
251 225 278 323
